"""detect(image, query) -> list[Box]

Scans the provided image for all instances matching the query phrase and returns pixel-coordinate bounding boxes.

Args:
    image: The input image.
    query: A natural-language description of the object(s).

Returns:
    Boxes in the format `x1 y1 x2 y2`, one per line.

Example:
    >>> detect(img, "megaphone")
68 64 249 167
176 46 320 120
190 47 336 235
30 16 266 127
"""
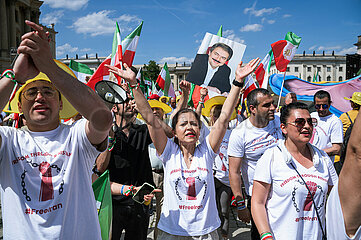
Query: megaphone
95 80 127 104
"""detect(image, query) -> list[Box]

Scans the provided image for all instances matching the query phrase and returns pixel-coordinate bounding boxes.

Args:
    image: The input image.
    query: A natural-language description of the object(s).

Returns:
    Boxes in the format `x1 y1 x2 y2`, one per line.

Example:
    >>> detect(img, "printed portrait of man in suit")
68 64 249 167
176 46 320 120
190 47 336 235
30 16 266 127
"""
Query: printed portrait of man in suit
187 43 233 93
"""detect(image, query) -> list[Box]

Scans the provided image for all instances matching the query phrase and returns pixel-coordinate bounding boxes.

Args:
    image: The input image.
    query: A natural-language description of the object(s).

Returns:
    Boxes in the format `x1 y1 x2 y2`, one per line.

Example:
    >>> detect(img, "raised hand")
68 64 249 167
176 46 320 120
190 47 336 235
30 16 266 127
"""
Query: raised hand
106 63 137 85
179 80 191 95
235 58 260 82
200 87 208 98
16 20 56 77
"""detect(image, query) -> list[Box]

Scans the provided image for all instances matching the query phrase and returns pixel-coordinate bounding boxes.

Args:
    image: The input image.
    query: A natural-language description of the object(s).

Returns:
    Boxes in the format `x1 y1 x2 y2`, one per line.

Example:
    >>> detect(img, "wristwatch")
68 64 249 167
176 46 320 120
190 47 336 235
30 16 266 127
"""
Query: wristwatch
232 79 244 88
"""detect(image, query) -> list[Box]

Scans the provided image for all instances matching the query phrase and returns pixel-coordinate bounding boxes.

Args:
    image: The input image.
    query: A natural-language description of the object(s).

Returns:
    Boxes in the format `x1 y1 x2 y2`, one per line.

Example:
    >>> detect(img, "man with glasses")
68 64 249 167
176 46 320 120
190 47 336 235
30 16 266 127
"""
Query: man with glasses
228 88 283 240
0 21 112 239
310 90 343 163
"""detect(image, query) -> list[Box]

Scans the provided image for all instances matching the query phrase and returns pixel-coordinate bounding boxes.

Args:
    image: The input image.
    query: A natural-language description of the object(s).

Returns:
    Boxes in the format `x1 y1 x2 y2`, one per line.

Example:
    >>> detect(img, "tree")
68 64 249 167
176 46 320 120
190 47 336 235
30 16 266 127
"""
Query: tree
143 60 160 82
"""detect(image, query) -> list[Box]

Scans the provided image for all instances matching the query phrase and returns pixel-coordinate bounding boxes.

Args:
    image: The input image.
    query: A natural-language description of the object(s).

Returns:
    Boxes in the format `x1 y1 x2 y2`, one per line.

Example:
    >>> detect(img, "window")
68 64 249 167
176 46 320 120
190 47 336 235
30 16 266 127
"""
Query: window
327 67 331 72
171 75 174 79
179 75 183 80
307 76 312 81
339 67 343 72
307 67 311 72
286 67 290 72
327 76 331 81
339 76 343 81
319 76 321 81
317 67 321 72
295 67 299 72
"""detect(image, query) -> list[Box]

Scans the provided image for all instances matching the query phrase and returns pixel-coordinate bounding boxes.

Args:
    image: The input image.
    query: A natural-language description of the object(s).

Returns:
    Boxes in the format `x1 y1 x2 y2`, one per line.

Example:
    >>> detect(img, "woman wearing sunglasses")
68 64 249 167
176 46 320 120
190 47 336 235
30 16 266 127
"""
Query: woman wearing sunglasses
251 102 338 240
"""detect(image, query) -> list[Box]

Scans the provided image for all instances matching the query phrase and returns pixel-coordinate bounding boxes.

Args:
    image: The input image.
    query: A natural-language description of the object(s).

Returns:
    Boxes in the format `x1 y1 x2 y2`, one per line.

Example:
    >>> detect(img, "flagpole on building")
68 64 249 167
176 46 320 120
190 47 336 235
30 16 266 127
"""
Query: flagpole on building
277 71 287 109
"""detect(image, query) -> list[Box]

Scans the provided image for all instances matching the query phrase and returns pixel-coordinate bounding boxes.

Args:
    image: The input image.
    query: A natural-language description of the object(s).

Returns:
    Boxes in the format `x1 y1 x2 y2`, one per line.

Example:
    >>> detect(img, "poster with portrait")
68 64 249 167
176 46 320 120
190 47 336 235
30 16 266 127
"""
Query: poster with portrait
186 32 247 94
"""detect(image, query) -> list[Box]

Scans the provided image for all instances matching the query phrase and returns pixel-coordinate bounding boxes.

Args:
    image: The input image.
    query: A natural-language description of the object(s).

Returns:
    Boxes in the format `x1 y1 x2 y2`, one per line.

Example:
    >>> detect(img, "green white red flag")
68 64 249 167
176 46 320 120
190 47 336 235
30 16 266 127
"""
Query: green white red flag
69 60 94 84
243 75 258 99
86 55 111 90
271 32 301 72
111 22 122 69
255 50 273 89
121 21 143 67
156 63 175 97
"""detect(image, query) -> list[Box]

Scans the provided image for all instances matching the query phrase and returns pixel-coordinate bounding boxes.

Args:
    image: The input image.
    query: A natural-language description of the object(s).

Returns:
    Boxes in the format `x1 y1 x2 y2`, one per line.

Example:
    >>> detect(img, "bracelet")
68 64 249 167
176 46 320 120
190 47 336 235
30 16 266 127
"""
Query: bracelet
1 69 23 86
232 79 244 88
198 101 204 105
92 166 102 177
108 142 115 152
108 137 116 145
124 185 135 196
260 232 273 240
236 199 245 207
237 205 247 211
120 185 125 195
128 82 140 89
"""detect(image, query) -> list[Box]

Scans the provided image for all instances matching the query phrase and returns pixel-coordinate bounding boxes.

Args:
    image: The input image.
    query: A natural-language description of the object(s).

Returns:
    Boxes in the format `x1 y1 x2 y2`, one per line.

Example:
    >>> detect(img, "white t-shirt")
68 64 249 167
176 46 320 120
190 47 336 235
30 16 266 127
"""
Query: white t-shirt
0 119 102 239
213 129 232 186
254 140 338 240
227 117 283 195
157 136 221 236
310 112 343 162
326 181 361 240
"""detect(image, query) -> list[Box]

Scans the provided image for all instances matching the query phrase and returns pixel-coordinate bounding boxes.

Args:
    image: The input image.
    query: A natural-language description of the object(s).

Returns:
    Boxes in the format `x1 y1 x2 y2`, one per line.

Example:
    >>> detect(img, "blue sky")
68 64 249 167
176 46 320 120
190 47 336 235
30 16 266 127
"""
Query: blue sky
40 0 361 65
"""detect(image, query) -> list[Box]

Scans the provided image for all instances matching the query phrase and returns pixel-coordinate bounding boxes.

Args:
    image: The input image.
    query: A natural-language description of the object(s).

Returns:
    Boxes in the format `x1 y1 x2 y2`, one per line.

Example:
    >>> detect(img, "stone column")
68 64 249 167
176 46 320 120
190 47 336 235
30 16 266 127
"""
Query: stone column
25 7 31 32
9 1 16 48
0 0 8 56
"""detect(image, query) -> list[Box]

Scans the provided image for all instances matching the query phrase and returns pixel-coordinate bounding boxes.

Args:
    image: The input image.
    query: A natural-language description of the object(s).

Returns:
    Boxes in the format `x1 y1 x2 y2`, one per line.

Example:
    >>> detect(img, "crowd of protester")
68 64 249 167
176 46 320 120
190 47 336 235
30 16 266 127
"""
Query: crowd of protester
0 20 360 240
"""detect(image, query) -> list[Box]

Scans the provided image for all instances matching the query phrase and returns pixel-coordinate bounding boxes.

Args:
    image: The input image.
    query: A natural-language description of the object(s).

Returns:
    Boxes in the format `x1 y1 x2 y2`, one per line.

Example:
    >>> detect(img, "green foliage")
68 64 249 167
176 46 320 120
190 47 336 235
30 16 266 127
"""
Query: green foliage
143 60 160 82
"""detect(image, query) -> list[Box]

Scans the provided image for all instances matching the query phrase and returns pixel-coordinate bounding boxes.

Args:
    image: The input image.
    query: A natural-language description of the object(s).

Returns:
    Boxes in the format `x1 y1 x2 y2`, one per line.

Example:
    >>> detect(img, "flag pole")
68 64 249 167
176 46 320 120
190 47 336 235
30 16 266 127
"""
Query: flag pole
277 71 287 109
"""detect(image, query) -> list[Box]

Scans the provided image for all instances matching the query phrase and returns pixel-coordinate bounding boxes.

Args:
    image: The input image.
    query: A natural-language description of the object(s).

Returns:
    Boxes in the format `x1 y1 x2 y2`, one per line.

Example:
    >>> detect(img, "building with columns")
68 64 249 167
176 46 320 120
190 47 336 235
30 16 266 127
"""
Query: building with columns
0 0 57 72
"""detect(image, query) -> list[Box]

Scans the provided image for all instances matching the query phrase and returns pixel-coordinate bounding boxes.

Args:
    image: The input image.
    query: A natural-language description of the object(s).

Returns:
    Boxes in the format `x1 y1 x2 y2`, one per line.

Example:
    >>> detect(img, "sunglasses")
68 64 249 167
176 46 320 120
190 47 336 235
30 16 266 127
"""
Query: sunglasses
315 104 329 110
22 87 57 101
287 117 318 128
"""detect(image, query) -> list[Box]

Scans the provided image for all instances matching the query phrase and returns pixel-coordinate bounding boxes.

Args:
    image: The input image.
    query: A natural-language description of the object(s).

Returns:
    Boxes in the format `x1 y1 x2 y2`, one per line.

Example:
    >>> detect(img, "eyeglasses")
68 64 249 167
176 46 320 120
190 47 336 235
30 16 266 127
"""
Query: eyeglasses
23 87 57 101
287 117 318 128
315 104 329 110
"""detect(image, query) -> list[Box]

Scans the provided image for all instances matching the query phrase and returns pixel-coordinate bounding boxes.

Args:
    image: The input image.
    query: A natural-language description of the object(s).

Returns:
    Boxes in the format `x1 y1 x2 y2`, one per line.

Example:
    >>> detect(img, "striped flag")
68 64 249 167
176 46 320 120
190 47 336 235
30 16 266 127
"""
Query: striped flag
111 22 122 69
86 55 111 90
255 50 273 89
69 60 94 84
271 32 301 72
121 21 143 67
156 63 175 97
243 75 258 99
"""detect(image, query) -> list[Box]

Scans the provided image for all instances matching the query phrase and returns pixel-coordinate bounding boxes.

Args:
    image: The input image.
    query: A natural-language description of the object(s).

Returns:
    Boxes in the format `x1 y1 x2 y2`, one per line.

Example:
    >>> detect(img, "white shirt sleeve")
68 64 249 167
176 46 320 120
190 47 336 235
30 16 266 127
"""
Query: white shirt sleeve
253 148 274 184
227 128 245 158
330 117 343 144
157 138 177 164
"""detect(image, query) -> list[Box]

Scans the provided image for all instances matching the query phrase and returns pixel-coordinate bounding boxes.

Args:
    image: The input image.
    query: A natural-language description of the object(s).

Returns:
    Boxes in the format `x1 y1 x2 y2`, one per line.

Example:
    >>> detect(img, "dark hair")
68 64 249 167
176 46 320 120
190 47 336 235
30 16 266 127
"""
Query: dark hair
172 108 201 130
246 88 271 111
209 43 233 61
314 90 331 104
280 102 310 125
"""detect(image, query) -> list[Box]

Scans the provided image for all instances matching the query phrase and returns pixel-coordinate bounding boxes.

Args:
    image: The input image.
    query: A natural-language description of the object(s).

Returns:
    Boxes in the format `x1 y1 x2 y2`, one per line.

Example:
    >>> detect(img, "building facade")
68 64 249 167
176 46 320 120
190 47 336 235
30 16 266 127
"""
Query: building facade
0 0 57 72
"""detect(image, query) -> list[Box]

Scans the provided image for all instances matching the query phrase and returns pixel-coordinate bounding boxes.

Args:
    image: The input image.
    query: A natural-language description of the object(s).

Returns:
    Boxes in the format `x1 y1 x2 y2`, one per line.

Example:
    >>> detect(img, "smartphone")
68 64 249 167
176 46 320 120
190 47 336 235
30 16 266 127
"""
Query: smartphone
132 182 155 204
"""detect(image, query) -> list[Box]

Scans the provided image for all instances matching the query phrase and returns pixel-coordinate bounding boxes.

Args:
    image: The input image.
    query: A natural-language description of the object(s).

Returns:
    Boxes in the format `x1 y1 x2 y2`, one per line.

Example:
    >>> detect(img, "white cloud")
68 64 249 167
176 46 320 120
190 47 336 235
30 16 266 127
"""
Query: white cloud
43 0 88 11
223 30 245 44
81 53 96 58
309 45 317 50
57 43 78 57
317 45 342 51
41 10 64 25
337 46 357 55
70 11 140 37
159 57 193 64
283 14 292 18
80 48 91 52
240 24 262 32
244 3 280 17
268 20 275 24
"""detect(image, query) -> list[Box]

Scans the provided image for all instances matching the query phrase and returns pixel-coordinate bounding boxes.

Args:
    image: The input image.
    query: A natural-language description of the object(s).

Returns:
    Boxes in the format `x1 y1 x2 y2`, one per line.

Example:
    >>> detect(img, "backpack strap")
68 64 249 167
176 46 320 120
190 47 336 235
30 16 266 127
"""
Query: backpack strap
346 112 353 124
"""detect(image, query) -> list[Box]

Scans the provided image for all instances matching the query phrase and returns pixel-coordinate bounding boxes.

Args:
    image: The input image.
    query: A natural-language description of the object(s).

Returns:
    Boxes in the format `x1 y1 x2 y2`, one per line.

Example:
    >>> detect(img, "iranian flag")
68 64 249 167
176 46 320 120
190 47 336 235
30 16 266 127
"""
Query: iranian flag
271 32 301 72
156 63 175 97
121 21 143 67
255 50 273 89
69 60 94 84
86 55 111 90
111 22 122 68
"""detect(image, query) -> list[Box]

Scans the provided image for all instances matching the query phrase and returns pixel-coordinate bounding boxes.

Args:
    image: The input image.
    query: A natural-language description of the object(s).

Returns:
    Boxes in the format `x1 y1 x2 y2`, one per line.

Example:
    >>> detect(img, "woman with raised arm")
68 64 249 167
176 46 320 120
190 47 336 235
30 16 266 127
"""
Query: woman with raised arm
107 58 259 239
251 102 338 240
